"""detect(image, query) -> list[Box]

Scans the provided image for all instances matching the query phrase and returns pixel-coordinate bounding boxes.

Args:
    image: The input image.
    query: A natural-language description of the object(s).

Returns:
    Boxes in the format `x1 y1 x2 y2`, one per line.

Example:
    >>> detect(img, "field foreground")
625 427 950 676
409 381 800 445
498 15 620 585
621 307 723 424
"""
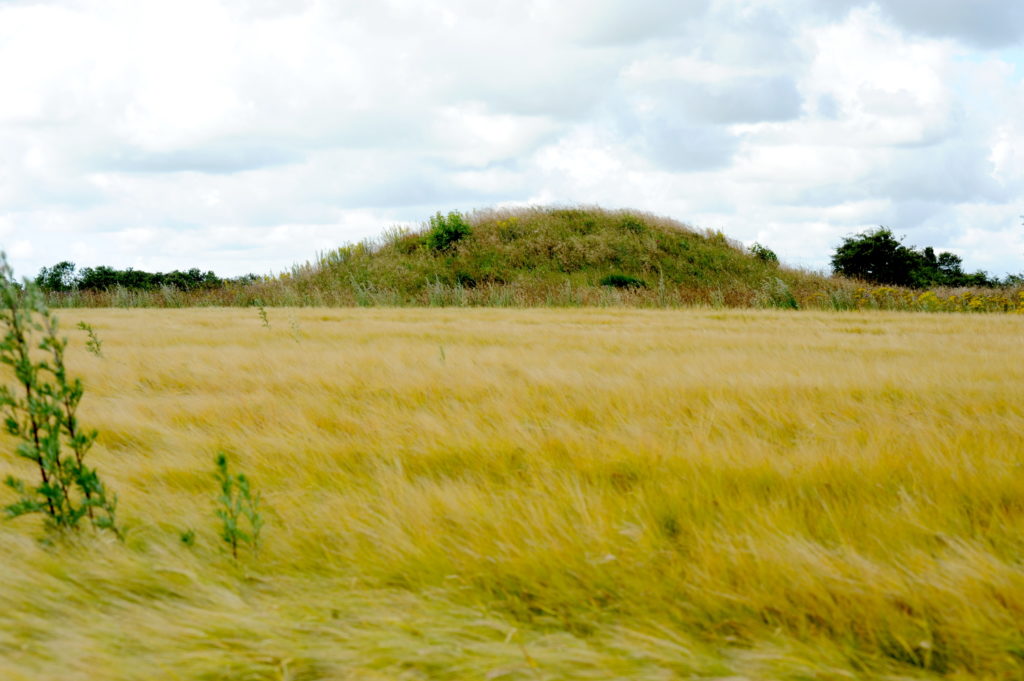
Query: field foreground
2 308 1023 680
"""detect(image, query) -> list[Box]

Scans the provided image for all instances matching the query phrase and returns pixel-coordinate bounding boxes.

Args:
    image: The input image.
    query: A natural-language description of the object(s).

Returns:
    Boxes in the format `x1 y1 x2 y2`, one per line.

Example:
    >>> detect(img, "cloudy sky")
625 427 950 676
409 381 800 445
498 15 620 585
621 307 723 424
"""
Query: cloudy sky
2 0 1023 279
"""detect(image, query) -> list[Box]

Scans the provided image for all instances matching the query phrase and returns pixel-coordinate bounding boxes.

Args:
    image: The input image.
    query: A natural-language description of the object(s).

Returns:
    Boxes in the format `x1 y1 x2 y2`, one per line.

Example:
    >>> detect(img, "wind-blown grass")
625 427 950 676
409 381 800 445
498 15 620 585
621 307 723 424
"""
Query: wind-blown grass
1 307 1022 679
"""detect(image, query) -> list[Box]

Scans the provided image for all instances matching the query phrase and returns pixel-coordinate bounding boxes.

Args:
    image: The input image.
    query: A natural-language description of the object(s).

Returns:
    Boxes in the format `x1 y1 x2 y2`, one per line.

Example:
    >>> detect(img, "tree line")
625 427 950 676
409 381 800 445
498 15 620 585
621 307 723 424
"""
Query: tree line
35 261 226 292
831 227 1019 288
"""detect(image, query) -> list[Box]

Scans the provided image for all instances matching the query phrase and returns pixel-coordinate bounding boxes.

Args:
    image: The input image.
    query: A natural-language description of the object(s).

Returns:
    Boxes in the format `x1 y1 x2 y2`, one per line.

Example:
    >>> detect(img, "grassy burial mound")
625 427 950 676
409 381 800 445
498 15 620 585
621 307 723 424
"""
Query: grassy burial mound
285 206 817 307
36 206 1024 311
39 206 826 309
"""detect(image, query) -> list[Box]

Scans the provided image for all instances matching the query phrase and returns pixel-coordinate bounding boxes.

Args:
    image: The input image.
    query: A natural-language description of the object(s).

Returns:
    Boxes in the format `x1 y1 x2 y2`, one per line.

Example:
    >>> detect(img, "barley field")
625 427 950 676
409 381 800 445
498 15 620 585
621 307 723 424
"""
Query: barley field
2 307 1022 680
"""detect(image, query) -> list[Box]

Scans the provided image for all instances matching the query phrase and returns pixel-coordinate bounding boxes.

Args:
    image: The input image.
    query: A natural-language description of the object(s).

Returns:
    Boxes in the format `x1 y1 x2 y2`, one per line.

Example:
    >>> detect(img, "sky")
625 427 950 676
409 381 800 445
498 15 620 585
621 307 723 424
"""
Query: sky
1 0 1023 279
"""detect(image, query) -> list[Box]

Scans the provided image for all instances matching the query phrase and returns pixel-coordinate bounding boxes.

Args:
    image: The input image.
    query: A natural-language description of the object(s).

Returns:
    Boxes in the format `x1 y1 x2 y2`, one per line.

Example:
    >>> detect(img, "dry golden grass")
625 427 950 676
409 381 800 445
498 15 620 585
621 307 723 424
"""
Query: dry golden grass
2 307 1023 680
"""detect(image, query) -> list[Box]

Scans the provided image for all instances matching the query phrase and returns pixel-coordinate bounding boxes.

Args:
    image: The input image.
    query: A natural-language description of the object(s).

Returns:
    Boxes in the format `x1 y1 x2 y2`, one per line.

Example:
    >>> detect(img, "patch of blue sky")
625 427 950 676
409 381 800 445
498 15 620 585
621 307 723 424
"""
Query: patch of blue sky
953 46 1024 75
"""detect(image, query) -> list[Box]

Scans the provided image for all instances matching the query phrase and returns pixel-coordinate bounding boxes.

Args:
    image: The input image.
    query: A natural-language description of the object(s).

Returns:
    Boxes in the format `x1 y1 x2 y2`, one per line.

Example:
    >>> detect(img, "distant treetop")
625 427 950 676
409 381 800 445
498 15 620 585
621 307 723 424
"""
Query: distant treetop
831 227 997 288
35 262 224 292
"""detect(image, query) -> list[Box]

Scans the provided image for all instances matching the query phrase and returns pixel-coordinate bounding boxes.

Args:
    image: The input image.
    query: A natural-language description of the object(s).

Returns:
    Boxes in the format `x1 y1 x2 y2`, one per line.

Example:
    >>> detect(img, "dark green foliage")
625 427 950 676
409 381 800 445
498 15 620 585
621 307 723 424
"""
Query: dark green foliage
455 272 477 288
214 452 264 559
35 262 223 292
426 211 472 252
750 243 779 265
0 254 120 537
917 247 993 287
831 227 995 288
831 228 921 287
35 261 78 292
600 274 647 289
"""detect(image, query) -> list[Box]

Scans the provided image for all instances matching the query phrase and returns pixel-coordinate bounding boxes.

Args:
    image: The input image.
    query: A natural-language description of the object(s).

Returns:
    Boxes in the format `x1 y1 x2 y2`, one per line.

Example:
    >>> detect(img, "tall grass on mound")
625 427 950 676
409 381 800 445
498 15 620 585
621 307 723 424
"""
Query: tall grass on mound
36 207 811 308
35 206 1024 312
298 206 791 300
0 256 119 536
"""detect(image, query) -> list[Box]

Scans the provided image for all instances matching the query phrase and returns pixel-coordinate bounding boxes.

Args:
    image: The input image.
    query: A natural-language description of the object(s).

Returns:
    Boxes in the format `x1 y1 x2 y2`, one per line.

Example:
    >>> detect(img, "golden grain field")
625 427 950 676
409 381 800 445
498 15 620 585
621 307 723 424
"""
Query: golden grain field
2 307 1023 680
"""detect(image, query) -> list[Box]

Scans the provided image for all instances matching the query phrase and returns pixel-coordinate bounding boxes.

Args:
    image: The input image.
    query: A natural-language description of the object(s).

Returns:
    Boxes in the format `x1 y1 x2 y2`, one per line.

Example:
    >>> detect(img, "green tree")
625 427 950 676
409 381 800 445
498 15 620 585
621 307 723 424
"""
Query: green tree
832 229 995 288
35 261 78 292
831 228 923 287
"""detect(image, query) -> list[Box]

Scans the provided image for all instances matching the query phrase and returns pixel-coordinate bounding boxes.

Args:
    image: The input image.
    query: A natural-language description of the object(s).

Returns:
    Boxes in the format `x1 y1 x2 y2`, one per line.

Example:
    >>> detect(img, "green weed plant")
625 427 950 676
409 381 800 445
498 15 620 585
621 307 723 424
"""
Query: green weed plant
214 452 264 559
0 255 120 537
76 321 103 357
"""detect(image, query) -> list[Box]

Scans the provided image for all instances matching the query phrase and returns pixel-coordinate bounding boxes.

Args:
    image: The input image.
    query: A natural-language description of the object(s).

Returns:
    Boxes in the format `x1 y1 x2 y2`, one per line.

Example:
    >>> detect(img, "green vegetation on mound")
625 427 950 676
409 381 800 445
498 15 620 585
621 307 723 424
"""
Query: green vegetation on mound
301 206 797 296
31 206 1024 310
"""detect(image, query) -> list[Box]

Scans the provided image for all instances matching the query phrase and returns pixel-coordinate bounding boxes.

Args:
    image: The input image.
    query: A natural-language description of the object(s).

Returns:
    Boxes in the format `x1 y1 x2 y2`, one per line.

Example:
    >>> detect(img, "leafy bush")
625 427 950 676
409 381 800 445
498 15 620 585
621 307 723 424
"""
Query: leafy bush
600 274 647 289
0 255 120 536
426 211 472 252
750 243 778 265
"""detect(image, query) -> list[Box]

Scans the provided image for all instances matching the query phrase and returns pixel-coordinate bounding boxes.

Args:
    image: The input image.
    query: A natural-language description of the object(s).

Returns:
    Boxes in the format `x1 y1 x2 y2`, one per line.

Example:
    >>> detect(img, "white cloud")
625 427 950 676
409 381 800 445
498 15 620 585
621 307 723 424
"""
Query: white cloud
9 240 33 259
1 0 1022 280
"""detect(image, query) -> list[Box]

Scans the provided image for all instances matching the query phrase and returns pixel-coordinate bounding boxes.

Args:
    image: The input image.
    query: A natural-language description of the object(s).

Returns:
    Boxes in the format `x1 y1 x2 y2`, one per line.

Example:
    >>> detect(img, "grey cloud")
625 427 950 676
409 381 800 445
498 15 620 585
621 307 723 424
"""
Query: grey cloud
640 121 738 171
805 0 1024 47
817 94 840 119
795 139 1007 208
685 77 803 124
568 0 712 45
334 172 476 210
245 151 522 214
871 140 1008 204
878 0 1024 48
888 202 961 243
645 77 804 125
